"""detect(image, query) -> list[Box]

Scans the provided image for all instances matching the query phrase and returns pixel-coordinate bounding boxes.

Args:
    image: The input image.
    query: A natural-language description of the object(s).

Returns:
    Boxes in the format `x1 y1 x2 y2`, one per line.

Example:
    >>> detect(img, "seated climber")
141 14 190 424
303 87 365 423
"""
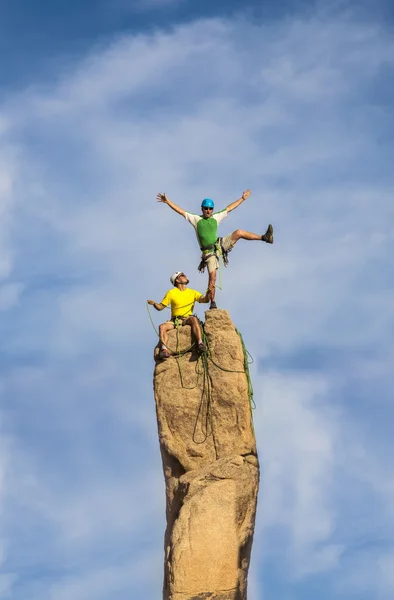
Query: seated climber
156 190 273 310
147 271 212 359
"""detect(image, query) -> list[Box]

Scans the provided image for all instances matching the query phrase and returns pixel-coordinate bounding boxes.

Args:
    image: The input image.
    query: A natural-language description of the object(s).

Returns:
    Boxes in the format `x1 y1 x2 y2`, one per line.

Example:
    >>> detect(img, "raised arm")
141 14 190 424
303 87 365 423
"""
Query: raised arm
147 300 166 311
157 192 186 217
226 189 251 213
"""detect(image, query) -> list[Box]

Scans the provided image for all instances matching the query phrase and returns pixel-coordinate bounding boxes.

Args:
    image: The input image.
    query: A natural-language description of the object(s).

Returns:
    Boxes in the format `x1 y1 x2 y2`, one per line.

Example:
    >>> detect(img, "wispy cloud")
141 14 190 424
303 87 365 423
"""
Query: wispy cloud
0 4 393 599
255 373 342 576
110 0 187 14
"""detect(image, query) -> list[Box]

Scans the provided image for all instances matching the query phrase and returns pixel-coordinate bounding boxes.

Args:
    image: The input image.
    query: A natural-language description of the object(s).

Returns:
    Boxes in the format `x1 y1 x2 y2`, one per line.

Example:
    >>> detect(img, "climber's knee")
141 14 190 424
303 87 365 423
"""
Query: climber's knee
159 322 173 335
184 316 199 336
231 229 243 243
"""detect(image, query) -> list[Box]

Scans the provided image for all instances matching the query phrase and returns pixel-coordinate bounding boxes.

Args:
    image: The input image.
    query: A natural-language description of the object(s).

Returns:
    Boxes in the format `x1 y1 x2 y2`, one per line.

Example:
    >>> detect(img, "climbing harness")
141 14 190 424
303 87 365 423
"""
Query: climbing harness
147 303 255 444
197 237 232 276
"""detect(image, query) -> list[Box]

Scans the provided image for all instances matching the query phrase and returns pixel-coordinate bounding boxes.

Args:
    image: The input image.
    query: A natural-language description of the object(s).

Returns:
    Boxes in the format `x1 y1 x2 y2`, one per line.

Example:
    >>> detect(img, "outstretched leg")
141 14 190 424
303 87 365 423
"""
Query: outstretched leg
231 225 274 244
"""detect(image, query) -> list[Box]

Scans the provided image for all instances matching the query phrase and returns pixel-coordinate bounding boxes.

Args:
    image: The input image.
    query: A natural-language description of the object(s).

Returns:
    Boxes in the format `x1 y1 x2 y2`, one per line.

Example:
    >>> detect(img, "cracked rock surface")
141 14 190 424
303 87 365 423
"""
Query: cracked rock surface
154 310 260 600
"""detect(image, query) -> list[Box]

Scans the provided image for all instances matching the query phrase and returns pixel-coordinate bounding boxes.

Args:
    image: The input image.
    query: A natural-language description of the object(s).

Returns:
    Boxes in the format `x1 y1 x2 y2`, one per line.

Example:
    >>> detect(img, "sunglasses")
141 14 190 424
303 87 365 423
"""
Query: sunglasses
202 207 213 211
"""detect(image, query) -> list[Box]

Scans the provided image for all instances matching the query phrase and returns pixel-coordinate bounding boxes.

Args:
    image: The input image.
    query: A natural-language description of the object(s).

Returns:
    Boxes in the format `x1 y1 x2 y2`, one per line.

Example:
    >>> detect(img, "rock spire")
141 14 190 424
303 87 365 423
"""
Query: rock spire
153 309 259 600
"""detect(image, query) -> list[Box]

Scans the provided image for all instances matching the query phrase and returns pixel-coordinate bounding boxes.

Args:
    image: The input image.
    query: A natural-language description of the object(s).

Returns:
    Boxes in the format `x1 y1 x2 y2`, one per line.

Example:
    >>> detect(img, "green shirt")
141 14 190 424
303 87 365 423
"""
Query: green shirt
184 209 228 249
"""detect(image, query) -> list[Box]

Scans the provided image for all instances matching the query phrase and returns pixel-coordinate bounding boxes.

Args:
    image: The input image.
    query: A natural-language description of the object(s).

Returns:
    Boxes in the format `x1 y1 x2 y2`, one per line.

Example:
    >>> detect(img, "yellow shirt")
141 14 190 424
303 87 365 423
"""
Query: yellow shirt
161 288 203 318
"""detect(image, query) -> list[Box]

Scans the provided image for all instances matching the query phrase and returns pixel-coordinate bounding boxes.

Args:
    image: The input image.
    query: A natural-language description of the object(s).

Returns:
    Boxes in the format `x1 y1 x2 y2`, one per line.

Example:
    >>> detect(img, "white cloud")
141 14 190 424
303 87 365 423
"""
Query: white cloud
0 573 15 597
253 372 343 577
0 5 393 599
0 424 15 598
0 283 23 310
378 553 394 598
0 138 18 284
48 552 162 600
111 0 187 14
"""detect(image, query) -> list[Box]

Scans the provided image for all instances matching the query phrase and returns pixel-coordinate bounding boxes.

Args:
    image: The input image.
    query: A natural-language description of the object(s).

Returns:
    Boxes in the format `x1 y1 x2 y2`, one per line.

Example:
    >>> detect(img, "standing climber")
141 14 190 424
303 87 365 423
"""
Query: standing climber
156 190 273 309
147 272 212 360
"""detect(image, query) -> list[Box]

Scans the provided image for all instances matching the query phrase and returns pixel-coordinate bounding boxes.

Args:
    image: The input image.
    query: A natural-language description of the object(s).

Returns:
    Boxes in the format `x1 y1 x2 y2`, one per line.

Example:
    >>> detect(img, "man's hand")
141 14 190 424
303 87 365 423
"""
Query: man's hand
156 192 186 217
157 192 168 204
202 284 215 302
226 188 251 213
148 300 166 311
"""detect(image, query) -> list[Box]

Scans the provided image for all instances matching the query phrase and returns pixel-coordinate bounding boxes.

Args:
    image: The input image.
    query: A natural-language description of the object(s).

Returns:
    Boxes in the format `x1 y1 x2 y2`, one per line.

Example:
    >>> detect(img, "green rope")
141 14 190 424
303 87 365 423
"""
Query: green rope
172 322 213 443
235 328 255 410
146 302 195 356
215 253 223 291
200 322 256 435
174 325 201 390
146 301 160 337
191 347 213 444
198 320 255 411
147 302 256 443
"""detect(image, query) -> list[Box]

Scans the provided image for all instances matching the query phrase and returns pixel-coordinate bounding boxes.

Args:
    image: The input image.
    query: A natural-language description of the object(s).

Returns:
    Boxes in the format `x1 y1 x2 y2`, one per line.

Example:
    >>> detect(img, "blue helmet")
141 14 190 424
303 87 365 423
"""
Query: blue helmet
201 198 214 209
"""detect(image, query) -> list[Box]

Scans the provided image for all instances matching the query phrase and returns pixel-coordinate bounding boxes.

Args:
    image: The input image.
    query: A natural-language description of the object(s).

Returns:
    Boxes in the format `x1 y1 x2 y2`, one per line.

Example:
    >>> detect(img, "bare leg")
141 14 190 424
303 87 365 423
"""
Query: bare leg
159 322 175 347
231 229 262 242
184 316 207 353
184 315 202 342
208 269 217 303
231 226 273 244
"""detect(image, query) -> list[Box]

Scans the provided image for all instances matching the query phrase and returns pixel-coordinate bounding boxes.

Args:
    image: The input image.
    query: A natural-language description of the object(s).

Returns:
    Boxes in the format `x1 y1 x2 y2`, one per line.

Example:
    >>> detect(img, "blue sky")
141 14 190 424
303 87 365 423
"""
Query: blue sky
0 0 393 598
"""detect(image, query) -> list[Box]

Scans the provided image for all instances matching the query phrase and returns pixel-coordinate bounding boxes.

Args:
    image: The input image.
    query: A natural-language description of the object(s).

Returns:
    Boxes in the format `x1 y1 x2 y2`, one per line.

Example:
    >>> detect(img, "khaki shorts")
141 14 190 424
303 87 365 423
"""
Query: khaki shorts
204 234 235 273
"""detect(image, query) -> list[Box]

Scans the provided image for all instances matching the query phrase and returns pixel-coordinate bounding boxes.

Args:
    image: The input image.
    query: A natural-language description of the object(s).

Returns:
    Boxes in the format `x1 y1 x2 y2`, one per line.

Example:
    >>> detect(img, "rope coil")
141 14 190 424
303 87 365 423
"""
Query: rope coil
148 303 255 443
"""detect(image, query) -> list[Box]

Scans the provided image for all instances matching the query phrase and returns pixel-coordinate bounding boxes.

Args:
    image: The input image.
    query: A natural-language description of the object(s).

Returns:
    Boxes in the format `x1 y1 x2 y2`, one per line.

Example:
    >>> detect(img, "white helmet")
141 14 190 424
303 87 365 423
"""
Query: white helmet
170 271 183 286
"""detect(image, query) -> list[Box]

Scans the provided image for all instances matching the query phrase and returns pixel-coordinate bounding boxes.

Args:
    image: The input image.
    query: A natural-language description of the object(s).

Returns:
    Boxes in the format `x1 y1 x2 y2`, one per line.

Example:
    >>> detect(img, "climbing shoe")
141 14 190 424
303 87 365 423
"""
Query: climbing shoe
159 347 170 360
262 224 274 244
198 341 207 354
209 301 217 309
